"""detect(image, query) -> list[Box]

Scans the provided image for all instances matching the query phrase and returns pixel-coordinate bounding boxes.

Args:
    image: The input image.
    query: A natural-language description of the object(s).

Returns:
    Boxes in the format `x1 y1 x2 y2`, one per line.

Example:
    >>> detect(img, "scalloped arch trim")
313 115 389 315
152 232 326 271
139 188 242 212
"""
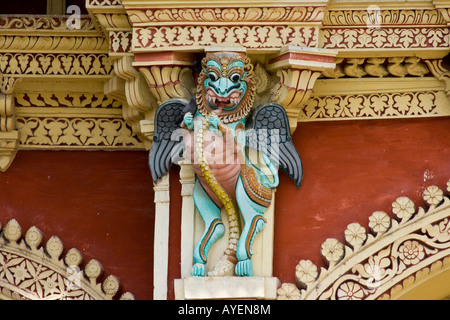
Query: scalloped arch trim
0 219 135 300
277 179 450 300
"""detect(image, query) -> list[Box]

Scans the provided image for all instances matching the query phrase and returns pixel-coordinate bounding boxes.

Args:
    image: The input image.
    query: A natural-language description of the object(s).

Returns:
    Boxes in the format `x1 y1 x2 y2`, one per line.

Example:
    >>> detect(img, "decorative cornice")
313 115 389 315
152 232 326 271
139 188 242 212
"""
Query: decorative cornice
321 27 450 51
322 57 431 79
300 69 450 121
120 0 329 8
0 53 113 78
277 180 450 300
15 108 144 150
87 0 124 7
133 25 319 53
0 35 108 54
322 8 447 26
0 15 108 54
303 89 449 121
0 15 98 34
327 0 439 11
15 92 122 108
127 6 326 26
0 1 446 159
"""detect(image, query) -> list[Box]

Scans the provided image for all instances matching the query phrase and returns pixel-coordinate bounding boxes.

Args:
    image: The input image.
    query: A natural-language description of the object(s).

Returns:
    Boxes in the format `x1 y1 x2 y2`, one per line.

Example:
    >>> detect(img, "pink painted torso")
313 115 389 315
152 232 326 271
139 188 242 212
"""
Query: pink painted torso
184 125 241 208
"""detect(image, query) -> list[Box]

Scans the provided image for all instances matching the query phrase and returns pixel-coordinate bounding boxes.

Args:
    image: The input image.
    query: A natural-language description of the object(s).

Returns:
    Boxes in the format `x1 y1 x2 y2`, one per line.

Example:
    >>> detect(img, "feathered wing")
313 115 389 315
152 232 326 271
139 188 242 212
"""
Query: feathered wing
245 103 303 187
149 98 197 183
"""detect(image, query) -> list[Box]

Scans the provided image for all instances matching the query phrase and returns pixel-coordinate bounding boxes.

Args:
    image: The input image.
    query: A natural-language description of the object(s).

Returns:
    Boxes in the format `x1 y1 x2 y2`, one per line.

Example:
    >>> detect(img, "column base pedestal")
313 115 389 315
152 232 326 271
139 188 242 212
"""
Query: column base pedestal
174 276 280 300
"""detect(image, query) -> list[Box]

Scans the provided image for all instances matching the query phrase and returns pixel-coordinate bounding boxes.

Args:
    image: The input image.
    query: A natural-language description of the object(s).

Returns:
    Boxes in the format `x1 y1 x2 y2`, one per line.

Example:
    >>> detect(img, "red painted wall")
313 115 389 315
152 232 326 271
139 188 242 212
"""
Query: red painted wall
1 116 449 300
273 116 450 284
0 150 155 299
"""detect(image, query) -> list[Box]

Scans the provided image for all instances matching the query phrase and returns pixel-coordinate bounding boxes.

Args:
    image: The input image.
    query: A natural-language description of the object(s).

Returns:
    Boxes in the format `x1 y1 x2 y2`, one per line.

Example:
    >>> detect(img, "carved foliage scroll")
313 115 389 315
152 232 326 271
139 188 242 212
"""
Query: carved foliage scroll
16 116 142 149
134 26 318 51
129 6 325 25
303 91 446 121
0 54 113 77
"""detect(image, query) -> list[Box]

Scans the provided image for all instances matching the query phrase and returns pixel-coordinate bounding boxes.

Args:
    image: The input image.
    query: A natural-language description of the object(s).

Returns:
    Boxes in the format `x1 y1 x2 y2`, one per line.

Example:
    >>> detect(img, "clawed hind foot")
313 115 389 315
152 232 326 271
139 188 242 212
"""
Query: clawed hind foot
191 262 206 277
235 259 254 277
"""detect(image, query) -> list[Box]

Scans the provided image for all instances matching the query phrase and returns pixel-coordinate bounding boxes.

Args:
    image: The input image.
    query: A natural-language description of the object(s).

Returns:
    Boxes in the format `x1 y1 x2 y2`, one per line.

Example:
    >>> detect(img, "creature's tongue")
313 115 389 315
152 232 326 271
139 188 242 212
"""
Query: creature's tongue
217 97 230 104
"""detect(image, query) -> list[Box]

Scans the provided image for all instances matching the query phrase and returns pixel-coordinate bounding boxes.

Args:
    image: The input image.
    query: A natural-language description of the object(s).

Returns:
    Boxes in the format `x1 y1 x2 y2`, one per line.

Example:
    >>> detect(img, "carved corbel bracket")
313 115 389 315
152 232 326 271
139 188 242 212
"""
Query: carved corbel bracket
266 46 337 133
425 59 450 100
139 66 195 106
134 52 197 105
106 55 157 149
0 131 19 173
134 52 198 149
0 75 21 172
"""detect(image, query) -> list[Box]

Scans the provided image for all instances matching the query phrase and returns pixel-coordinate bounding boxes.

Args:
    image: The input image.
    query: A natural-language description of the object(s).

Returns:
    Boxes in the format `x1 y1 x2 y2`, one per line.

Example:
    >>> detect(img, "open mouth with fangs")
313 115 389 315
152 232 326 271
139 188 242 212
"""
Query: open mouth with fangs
206 88 243 111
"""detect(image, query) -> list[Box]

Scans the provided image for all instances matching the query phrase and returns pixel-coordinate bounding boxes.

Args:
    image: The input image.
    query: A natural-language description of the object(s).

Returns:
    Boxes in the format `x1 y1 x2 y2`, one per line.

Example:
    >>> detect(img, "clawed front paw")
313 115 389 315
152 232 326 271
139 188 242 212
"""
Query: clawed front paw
191 262 206 277
183 112 194 130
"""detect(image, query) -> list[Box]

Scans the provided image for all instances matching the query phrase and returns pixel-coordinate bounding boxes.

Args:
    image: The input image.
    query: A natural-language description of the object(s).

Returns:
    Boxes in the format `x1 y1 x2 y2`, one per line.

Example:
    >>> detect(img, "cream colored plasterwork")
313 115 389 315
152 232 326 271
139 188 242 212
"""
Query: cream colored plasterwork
153 174 171 300
0 75 20 172
0 9 147 169
127 6 326 25
301 57 450 122
109 55 156 149
277 180 450 300
15 113 143 149
0 218 134 300
0 16 107 54
0 53 113 78
133 26 319 52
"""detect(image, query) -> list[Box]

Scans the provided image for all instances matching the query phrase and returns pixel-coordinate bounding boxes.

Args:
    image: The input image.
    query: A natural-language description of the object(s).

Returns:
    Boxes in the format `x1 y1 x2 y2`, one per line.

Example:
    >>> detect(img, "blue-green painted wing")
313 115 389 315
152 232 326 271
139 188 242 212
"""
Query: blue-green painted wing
149 98 196 183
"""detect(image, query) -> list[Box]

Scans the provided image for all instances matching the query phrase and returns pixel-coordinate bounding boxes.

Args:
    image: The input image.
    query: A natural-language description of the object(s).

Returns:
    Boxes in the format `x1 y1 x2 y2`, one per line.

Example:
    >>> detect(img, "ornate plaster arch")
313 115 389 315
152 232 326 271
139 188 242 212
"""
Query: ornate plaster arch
277 179 450 300
0 219 135 300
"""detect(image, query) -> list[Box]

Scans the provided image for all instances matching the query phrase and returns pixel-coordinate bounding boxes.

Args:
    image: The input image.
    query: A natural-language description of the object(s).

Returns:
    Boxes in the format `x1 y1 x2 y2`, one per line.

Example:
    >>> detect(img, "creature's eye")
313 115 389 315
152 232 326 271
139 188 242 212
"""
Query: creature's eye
230 73 241 83
208 72 218 82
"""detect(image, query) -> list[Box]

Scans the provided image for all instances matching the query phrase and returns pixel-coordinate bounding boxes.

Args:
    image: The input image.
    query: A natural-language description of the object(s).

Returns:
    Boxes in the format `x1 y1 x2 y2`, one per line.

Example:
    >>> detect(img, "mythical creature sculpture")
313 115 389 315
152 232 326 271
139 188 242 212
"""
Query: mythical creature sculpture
149 49 302 277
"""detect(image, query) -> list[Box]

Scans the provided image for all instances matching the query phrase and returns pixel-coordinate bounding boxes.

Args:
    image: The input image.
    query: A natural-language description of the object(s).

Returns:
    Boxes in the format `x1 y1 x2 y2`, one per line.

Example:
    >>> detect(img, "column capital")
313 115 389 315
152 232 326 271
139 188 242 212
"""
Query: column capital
267 46 338 132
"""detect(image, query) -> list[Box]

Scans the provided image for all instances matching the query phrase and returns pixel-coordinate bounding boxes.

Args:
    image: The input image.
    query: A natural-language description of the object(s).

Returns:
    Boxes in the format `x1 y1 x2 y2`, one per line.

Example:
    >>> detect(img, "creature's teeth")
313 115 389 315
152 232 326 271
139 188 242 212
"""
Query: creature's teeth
211 97 216 104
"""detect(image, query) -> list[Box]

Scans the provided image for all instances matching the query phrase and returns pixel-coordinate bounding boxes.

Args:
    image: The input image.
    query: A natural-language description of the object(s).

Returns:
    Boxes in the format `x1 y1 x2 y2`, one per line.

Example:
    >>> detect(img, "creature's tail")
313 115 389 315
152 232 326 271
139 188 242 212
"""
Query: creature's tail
248 152 279 189
196 117 240 276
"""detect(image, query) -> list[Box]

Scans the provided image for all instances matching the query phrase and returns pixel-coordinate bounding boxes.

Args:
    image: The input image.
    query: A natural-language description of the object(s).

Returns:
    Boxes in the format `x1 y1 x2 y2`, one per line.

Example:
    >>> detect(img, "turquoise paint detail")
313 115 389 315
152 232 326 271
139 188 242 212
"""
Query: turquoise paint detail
192 180 225 277
204 58 248 111
206 59 222 70
235 176 267 259
190 54 282 277
228 60 245 70
248 152 279 189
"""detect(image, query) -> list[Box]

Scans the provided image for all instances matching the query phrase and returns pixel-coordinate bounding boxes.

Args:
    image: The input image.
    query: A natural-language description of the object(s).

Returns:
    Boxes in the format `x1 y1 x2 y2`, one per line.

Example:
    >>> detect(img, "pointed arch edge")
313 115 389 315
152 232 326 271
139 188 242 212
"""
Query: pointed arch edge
0 218 135 300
